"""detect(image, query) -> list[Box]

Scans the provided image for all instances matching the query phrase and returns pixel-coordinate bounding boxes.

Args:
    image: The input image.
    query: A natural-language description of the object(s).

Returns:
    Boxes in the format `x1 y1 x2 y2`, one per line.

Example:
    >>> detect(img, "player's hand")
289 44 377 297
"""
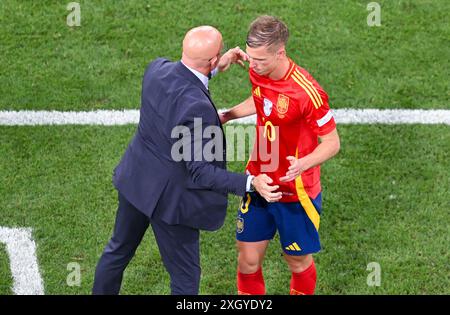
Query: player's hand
279 156 307 182
218 112 227 125
218 110 231 124
218 46 249 72
252 174 282 202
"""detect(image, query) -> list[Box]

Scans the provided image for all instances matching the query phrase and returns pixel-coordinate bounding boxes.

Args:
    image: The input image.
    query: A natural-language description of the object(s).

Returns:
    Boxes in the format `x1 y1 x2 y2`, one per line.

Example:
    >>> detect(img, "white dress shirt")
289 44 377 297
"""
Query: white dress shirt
181 61 218 90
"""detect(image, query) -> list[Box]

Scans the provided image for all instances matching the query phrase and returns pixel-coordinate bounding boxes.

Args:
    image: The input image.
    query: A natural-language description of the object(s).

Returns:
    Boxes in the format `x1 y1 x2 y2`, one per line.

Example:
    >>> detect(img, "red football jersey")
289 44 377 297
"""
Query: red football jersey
246 59 336 202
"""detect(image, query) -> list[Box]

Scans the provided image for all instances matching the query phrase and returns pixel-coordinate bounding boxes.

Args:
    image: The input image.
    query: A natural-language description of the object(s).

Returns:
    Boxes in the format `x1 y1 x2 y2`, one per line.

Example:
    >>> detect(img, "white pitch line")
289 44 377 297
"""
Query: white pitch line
0 109 449 125
0 110 140 126
0 227 44 295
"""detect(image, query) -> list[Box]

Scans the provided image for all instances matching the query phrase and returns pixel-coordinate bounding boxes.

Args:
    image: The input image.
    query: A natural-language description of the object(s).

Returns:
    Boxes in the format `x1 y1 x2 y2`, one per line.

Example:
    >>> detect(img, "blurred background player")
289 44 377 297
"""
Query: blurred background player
220 15 340 295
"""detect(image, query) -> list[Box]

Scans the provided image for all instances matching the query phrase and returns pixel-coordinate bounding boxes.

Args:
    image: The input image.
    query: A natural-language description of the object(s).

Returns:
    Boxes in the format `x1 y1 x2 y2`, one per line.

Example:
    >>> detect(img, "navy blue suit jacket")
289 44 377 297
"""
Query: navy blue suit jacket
113 58 248 231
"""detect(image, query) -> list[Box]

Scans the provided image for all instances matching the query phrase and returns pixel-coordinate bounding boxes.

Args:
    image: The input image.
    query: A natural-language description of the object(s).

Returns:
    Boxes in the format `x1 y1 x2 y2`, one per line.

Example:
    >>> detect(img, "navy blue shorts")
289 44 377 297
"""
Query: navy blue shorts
236 192 322 255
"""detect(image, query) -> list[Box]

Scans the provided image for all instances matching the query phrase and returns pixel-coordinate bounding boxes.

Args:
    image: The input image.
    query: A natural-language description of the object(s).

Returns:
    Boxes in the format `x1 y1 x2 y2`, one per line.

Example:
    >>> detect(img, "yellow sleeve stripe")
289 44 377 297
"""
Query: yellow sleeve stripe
292 70 323 109
294 148 321 231
294 70 323 106
291 74 321 109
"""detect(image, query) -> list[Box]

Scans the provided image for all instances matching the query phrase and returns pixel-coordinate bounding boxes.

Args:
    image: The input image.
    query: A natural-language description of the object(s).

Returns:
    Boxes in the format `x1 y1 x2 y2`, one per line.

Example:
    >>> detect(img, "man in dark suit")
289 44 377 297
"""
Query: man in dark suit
92 26 282 295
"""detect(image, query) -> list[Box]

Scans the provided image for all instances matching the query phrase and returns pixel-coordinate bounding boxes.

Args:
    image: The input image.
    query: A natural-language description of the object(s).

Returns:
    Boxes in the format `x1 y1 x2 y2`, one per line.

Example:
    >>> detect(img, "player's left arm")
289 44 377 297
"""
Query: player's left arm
279 128 340 182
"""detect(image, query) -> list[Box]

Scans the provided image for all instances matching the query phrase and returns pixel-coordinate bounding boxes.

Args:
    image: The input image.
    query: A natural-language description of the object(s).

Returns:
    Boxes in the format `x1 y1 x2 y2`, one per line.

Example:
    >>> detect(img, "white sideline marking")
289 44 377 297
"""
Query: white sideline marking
0 110 140 126
0 109 449 125
0 227 44 295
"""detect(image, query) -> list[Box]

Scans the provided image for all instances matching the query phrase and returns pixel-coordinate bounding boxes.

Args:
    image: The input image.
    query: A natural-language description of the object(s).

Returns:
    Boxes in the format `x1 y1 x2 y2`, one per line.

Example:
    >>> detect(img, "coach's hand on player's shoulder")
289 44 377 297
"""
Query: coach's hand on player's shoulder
279 156 307 182
252 174 282 202
217 46 249 72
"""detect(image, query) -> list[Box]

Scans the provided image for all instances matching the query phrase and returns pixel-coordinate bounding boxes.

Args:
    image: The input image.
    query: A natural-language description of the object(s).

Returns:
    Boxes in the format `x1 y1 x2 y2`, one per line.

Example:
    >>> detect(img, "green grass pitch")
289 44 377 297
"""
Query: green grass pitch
0 1 449 294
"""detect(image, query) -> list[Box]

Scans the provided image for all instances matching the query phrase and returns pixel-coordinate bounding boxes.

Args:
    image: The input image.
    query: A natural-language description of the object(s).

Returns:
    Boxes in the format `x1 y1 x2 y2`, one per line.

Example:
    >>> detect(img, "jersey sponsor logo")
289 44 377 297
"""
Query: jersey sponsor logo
285 242 301 251
253 86 261 97
263 98 273 116
276 94 290 118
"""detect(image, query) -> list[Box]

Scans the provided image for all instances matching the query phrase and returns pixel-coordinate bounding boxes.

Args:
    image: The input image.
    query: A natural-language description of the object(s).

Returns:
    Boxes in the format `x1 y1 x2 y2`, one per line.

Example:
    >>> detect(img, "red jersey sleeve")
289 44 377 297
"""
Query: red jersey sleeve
300 86 336 136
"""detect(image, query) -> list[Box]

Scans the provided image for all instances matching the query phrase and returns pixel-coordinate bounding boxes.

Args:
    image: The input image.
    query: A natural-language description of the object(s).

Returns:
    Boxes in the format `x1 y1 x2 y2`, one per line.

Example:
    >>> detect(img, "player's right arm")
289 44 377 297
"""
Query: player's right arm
219 96 256 124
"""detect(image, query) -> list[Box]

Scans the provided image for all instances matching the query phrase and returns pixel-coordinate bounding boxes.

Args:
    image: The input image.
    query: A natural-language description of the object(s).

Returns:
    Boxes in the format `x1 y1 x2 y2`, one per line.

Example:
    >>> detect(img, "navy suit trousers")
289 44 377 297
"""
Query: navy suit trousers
92 193 201 295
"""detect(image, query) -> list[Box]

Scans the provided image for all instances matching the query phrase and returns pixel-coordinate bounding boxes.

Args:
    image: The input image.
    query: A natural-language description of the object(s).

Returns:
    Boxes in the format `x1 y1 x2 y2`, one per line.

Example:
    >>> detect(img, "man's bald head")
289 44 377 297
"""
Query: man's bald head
182 26 223 72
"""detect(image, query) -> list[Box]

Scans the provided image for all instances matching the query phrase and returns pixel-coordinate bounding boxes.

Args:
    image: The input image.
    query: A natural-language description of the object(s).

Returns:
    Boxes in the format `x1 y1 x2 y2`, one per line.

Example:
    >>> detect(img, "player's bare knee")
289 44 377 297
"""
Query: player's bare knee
285 254 313 273
238 253 261 274
238 261 260 274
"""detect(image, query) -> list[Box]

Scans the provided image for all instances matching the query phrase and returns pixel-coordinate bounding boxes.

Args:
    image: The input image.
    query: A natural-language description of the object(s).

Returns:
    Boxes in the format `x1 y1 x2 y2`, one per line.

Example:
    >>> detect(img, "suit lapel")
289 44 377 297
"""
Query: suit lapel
175 61 226 141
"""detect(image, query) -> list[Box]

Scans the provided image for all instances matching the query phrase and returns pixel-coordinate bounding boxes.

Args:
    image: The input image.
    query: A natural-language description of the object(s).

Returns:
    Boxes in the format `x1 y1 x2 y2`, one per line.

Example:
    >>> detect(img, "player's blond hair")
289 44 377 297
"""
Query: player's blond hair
246 15 289 52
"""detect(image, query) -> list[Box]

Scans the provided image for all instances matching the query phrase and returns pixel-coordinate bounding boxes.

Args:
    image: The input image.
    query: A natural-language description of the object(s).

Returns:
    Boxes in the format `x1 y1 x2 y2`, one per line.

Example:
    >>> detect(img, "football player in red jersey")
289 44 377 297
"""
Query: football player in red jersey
220 16 340 295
